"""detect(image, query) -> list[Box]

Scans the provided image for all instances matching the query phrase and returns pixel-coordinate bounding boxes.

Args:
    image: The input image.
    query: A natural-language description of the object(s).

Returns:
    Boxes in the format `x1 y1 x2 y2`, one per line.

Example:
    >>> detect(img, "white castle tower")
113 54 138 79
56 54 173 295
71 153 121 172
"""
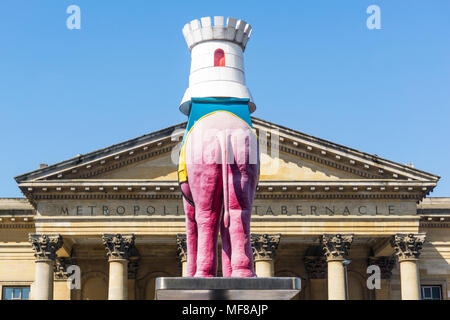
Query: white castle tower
180 16 256 115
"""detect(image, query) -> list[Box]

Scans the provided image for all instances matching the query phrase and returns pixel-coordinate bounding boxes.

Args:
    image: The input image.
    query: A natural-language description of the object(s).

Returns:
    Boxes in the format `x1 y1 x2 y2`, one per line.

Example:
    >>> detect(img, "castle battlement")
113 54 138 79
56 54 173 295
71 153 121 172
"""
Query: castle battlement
182 16 252 51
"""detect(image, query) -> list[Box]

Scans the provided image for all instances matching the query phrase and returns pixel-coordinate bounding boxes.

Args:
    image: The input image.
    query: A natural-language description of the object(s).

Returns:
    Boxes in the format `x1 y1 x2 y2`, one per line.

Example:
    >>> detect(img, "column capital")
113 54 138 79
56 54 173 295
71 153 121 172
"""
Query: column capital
390 233 426 261
53 257 75 280
29 233 63 261
304 256 327 279
321 234 353 261
251 233 281 261
102 233 135 261
176 234 187 263
368 256 396 279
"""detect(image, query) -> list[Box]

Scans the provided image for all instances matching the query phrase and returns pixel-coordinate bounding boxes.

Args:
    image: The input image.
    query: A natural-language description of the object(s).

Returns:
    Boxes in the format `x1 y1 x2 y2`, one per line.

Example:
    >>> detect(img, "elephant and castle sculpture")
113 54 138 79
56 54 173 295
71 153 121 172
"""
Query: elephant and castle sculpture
177 16 259 277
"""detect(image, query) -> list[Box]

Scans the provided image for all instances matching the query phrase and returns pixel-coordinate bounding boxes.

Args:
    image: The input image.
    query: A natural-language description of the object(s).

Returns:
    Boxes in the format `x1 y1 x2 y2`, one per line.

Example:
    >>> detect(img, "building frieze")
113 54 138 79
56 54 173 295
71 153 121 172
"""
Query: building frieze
33 198 418 217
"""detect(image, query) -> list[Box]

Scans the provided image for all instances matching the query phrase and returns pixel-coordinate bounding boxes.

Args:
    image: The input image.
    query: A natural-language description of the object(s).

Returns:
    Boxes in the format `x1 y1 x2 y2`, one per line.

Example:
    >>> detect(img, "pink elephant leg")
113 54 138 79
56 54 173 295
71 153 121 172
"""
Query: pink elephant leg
181 182 197 277
220 219 232 277
186 163 223 277
184 199 197 277
227 163 258 277
223 125 258 277
182 191 198 277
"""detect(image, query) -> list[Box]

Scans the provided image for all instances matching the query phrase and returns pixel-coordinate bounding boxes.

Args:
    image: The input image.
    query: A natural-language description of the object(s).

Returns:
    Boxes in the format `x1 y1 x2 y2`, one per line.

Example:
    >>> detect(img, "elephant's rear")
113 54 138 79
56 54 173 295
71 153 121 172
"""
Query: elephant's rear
179 111 259 277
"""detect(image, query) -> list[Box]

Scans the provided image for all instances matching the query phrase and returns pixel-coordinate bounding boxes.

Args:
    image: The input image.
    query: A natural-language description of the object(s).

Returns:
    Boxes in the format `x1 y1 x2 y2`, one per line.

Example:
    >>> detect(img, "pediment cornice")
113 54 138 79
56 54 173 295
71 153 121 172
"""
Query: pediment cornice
19 179 435 206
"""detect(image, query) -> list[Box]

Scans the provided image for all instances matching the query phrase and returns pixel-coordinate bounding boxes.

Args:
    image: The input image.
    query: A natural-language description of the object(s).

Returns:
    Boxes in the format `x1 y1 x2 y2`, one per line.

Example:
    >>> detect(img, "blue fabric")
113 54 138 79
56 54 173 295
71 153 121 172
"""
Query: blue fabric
182 98 253 144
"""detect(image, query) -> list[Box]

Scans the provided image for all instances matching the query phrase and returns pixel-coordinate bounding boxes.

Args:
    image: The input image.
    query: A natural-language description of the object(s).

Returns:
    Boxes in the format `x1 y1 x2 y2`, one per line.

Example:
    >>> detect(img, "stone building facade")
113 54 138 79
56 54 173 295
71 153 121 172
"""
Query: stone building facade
0 118 448 300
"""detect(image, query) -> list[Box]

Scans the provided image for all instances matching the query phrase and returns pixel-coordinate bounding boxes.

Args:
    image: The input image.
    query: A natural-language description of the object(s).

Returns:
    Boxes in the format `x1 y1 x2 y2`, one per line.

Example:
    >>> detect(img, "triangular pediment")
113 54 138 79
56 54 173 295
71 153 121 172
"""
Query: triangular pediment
75 144 362 181
258 150 361 181
15 117 439 184
95 152 178 180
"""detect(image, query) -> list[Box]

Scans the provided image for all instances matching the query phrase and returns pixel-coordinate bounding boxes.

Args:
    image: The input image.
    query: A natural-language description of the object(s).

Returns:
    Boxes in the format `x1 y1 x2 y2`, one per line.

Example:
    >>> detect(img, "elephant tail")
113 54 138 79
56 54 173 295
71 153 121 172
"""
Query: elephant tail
221 133 230 229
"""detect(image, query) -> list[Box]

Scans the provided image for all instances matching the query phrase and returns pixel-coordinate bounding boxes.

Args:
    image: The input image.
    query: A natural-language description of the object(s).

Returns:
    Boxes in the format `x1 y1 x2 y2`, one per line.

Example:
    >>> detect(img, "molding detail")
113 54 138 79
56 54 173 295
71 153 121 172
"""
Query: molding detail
368 256 396 279
54 257 75 279
250 233 281 261
176 234 187 263
102 233 135 260
390 233 426 261
28 192 424 201
29 233 63 261
321 234 354 261
304 256 327 279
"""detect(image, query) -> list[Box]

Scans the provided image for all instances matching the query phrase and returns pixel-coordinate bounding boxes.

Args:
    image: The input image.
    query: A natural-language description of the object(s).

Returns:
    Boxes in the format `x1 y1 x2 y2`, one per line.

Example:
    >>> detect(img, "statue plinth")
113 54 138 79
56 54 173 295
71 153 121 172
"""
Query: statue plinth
155 277 301 300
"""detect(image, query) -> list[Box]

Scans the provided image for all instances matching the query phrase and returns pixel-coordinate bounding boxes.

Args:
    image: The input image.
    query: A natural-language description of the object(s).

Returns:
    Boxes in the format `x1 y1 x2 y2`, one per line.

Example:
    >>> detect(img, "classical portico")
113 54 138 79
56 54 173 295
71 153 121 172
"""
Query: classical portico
7 117 443 300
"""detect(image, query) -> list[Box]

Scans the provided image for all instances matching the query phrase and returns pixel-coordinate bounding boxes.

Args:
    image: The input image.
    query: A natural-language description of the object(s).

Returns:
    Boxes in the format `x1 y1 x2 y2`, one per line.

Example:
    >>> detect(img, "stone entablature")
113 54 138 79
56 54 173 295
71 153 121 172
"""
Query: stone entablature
29 233 63 261
20 180 434 202
390 233 426 261
102 234 135 261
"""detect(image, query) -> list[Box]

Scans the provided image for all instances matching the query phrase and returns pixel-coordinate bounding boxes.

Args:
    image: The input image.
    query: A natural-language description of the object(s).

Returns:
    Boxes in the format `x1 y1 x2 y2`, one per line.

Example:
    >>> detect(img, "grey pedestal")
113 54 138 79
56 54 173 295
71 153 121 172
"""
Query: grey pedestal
155 277 301 300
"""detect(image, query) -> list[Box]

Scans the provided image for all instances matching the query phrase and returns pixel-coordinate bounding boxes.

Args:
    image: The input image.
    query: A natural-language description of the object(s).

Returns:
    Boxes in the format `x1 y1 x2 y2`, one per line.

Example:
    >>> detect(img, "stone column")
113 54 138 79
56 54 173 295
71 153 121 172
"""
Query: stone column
29 234 63 300
321 234 353 300
304 256 327 300
390 233 426 300
250 234 281 277
176 234 188 277
368 256 395 300
102 234 135 300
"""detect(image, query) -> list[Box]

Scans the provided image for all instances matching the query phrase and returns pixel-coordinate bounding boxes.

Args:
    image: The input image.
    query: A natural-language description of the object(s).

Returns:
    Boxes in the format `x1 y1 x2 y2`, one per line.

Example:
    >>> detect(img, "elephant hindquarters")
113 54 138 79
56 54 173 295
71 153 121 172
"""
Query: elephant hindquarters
221 124 258 277
183 111 259 277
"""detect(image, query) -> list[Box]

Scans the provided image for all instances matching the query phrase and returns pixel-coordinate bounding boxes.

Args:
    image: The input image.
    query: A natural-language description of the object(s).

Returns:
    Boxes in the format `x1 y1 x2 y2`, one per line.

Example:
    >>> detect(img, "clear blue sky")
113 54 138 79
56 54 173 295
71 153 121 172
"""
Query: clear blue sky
1 1 449 197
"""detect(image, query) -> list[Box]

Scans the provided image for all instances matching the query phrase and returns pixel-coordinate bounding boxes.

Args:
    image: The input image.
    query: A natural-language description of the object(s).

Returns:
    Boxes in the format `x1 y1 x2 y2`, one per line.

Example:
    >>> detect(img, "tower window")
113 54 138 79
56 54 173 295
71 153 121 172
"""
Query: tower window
214 49 225 67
